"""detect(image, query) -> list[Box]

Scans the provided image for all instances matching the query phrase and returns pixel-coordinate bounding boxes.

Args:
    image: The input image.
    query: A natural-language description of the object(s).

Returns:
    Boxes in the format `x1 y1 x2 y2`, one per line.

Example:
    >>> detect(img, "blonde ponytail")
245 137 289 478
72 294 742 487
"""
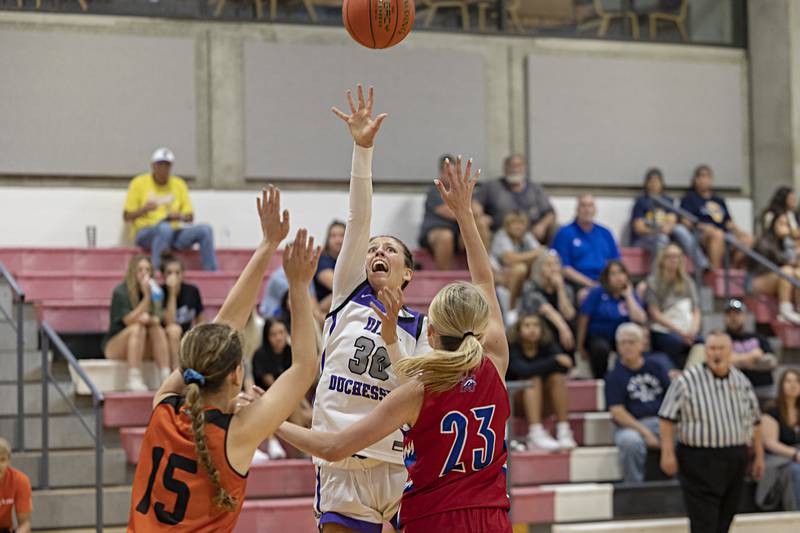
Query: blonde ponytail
180 324 243 512
396 282 490 392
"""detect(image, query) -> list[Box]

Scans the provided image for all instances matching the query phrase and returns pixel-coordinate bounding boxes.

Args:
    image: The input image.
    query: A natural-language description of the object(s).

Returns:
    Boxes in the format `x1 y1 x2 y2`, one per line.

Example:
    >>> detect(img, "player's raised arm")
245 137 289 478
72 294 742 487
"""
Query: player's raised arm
152 187 289 406
436 157 509 377
228 229 322 457
330 84 388 307
215 186 289 331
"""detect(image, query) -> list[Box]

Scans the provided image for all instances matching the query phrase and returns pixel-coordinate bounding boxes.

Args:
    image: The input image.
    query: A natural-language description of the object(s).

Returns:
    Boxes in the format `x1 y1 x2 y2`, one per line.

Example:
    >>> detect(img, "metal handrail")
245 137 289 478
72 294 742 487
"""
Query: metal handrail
0 262 26 452
503 379 535 518
40 322 104 533
649 195 800 297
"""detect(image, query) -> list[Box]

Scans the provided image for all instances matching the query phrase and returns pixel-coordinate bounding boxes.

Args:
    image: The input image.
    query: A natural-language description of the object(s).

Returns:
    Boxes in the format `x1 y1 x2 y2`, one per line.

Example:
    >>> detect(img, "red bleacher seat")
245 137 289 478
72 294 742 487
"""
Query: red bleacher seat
705 268 746 298
619 247 650 277
744 295 777 325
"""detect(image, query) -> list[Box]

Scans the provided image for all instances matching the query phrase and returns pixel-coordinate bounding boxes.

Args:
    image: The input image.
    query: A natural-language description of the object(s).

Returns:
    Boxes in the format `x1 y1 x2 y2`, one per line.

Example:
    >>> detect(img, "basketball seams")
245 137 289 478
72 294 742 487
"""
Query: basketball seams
385 0 400 49
368 0 376 48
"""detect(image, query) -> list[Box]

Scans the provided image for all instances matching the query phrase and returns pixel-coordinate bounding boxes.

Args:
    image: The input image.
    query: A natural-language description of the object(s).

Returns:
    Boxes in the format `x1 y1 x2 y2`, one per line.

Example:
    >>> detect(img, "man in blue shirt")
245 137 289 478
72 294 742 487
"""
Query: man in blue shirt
679 164 753 269
605 322 672 482
553 194 620 293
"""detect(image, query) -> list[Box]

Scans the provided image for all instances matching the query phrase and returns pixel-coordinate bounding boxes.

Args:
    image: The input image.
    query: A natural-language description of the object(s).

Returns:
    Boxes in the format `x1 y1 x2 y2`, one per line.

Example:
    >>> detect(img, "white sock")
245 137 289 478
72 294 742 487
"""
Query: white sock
528 423 544 435
556 421 570 432
780 302 796 314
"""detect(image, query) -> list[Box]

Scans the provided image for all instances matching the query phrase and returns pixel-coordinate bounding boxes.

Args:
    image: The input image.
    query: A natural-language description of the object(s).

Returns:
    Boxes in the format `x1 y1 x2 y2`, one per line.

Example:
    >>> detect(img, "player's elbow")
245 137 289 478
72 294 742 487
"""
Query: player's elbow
321 442 350 463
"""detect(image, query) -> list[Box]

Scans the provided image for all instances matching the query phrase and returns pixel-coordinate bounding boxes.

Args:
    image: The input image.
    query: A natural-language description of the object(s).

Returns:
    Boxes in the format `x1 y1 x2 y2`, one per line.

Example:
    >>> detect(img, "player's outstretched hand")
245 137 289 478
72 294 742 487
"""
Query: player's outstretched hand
283 228 322 286
435 155 480 220
332 84 387 149
257 186 290 247
370 287 403 345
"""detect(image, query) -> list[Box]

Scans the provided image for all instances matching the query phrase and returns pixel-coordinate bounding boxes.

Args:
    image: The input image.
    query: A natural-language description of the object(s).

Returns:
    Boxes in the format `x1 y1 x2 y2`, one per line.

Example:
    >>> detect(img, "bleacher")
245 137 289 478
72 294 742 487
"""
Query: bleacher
2 244 800 530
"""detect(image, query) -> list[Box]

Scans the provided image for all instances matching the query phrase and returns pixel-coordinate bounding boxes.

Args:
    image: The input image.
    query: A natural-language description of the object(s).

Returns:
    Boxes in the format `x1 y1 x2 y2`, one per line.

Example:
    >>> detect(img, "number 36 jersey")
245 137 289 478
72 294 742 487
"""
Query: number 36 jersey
128 396 246 532
313 280 429 467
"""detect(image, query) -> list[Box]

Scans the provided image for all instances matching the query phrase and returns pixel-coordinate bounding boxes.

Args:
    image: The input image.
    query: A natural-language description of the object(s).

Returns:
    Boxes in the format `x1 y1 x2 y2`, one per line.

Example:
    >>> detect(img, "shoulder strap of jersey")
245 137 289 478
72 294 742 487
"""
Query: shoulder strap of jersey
326 279 370 319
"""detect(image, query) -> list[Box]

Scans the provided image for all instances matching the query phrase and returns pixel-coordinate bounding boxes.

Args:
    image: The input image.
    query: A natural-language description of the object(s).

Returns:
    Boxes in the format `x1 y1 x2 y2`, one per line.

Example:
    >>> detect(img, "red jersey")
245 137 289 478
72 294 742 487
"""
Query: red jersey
399 357 510 527
128 396 246 532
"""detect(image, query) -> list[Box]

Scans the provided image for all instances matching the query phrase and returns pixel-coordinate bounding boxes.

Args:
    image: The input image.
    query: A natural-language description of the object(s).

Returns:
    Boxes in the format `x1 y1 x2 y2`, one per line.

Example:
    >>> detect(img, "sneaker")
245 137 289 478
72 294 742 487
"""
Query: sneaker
266 437 287 459
556 424 577 450
509 439 527 452
527 427 561 452
778 304 800 325
127 369 148 392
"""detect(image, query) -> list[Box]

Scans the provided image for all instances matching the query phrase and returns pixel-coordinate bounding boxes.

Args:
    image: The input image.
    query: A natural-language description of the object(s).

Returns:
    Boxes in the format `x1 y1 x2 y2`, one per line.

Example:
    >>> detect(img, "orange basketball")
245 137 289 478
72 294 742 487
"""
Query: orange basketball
342 0 415 49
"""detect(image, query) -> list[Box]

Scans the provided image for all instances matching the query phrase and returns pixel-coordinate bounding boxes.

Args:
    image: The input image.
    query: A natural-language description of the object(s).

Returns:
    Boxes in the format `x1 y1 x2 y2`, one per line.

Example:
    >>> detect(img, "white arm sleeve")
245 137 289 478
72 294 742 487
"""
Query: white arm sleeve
331 144 373 309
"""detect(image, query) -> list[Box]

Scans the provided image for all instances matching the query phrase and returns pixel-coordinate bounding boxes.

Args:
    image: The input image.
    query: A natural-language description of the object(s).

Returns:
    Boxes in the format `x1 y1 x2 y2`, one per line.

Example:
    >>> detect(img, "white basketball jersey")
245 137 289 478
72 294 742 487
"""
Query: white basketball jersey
312 280 429 466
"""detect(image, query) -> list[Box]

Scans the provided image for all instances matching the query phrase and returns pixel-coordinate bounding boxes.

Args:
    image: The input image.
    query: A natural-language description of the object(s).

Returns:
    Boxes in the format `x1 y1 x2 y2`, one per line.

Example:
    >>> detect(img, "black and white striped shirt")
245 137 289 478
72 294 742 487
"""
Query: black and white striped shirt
658 363 761 448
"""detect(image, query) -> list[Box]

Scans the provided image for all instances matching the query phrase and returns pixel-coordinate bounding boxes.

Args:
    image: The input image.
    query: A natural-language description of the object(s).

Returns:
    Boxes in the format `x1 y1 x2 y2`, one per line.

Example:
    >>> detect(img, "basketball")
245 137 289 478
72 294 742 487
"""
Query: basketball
342 0 415 49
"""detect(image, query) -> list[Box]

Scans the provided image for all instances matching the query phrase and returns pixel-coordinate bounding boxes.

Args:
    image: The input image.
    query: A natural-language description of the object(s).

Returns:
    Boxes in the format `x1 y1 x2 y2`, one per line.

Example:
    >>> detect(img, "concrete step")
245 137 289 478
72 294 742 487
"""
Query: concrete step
0 381 83 415
13 448 128 488
0 318 37 350
0 413 100 449
552 512 800 533
31 485 131 529
0 348 50 381
237 483 615 531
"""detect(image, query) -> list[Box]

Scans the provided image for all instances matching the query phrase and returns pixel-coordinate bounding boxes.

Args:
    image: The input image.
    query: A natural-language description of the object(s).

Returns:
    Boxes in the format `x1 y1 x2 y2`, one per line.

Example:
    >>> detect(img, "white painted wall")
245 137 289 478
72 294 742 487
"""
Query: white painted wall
0 186 754 250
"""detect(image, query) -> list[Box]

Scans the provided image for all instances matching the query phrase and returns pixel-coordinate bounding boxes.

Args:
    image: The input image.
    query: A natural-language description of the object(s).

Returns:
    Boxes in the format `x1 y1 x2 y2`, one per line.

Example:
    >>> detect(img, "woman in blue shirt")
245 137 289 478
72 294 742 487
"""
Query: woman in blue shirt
576 260 647 378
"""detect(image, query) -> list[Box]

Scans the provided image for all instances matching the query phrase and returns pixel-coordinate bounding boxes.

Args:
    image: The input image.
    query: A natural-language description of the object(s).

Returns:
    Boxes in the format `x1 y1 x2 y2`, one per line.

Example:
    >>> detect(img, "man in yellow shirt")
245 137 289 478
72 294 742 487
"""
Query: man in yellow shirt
124 148 218 271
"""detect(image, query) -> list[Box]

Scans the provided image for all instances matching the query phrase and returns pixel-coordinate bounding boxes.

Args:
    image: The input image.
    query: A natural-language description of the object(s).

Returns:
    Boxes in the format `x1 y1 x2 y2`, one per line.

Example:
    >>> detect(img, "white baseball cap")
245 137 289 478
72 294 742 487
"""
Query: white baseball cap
151 147 175 164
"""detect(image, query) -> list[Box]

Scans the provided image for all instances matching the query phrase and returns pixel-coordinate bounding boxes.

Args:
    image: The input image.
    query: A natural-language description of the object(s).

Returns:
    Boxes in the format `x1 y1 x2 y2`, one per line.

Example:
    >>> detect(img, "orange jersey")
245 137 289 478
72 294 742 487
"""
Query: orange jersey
128 396 247 532
0 466 32 529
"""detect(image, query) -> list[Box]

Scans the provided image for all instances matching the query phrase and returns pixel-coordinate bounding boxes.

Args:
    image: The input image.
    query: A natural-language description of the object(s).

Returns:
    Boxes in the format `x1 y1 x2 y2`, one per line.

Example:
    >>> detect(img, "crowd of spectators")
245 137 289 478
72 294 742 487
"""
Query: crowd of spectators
98 148 800 513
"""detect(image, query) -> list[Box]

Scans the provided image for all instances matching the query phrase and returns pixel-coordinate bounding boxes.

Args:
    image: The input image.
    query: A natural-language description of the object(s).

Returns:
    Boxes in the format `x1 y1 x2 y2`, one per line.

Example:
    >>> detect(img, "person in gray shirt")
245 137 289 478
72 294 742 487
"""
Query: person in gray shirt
418 154 491 270
475 154 557 244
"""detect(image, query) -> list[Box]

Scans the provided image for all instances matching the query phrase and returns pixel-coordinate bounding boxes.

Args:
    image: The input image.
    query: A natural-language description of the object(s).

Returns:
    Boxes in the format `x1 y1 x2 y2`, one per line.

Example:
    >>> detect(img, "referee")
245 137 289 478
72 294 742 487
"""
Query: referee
658 331 764 533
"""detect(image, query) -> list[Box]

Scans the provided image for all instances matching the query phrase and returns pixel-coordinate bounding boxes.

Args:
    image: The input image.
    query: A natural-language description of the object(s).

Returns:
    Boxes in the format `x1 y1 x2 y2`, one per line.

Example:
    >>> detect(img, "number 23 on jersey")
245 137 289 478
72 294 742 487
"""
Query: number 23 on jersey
439 405 497 477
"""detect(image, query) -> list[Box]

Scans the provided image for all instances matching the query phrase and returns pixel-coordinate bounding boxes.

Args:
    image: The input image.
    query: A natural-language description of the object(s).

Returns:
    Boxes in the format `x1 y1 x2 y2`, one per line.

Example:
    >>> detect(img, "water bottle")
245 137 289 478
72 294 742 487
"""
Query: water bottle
148 278 164 316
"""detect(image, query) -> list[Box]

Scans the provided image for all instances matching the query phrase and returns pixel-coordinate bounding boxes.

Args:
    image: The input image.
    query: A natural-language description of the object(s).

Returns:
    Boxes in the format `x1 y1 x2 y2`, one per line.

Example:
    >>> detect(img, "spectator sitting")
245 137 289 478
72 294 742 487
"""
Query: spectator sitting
630 168 708 271
553 194 621 298
758 369 800 511
577 260 647 379
749 212 800 325
0 437 31 533
507 314 576 451
724 298 778 401
101 255 170 391
315 220 345 314
491 211 542 308
518 250 576 353
124 147 218 271
761 186 800 241
418 154 492 270
252 318 313 458
679 164 753 269
160 254 204 370
645 244 702 369
605 323 671 483
475 153 557 244
259 267 290 318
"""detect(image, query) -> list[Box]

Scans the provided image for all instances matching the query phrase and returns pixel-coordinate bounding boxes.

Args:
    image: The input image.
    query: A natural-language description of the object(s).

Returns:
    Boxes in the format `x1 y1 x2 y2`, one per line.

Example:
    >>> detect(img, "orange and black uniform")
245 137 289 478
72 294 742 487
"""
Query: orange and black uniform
128 396 246 532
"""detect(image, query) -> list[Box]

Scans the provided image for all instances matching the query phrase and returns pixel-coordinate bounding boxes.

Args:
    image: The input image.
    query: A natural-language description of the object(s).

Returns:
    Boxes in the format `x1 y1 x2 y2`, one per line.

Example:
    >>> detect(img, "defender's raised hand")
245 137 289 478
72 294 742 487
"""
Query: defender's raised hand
283 228 322 286
332 84 387 149
257 186 290 247
435 155 481 219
